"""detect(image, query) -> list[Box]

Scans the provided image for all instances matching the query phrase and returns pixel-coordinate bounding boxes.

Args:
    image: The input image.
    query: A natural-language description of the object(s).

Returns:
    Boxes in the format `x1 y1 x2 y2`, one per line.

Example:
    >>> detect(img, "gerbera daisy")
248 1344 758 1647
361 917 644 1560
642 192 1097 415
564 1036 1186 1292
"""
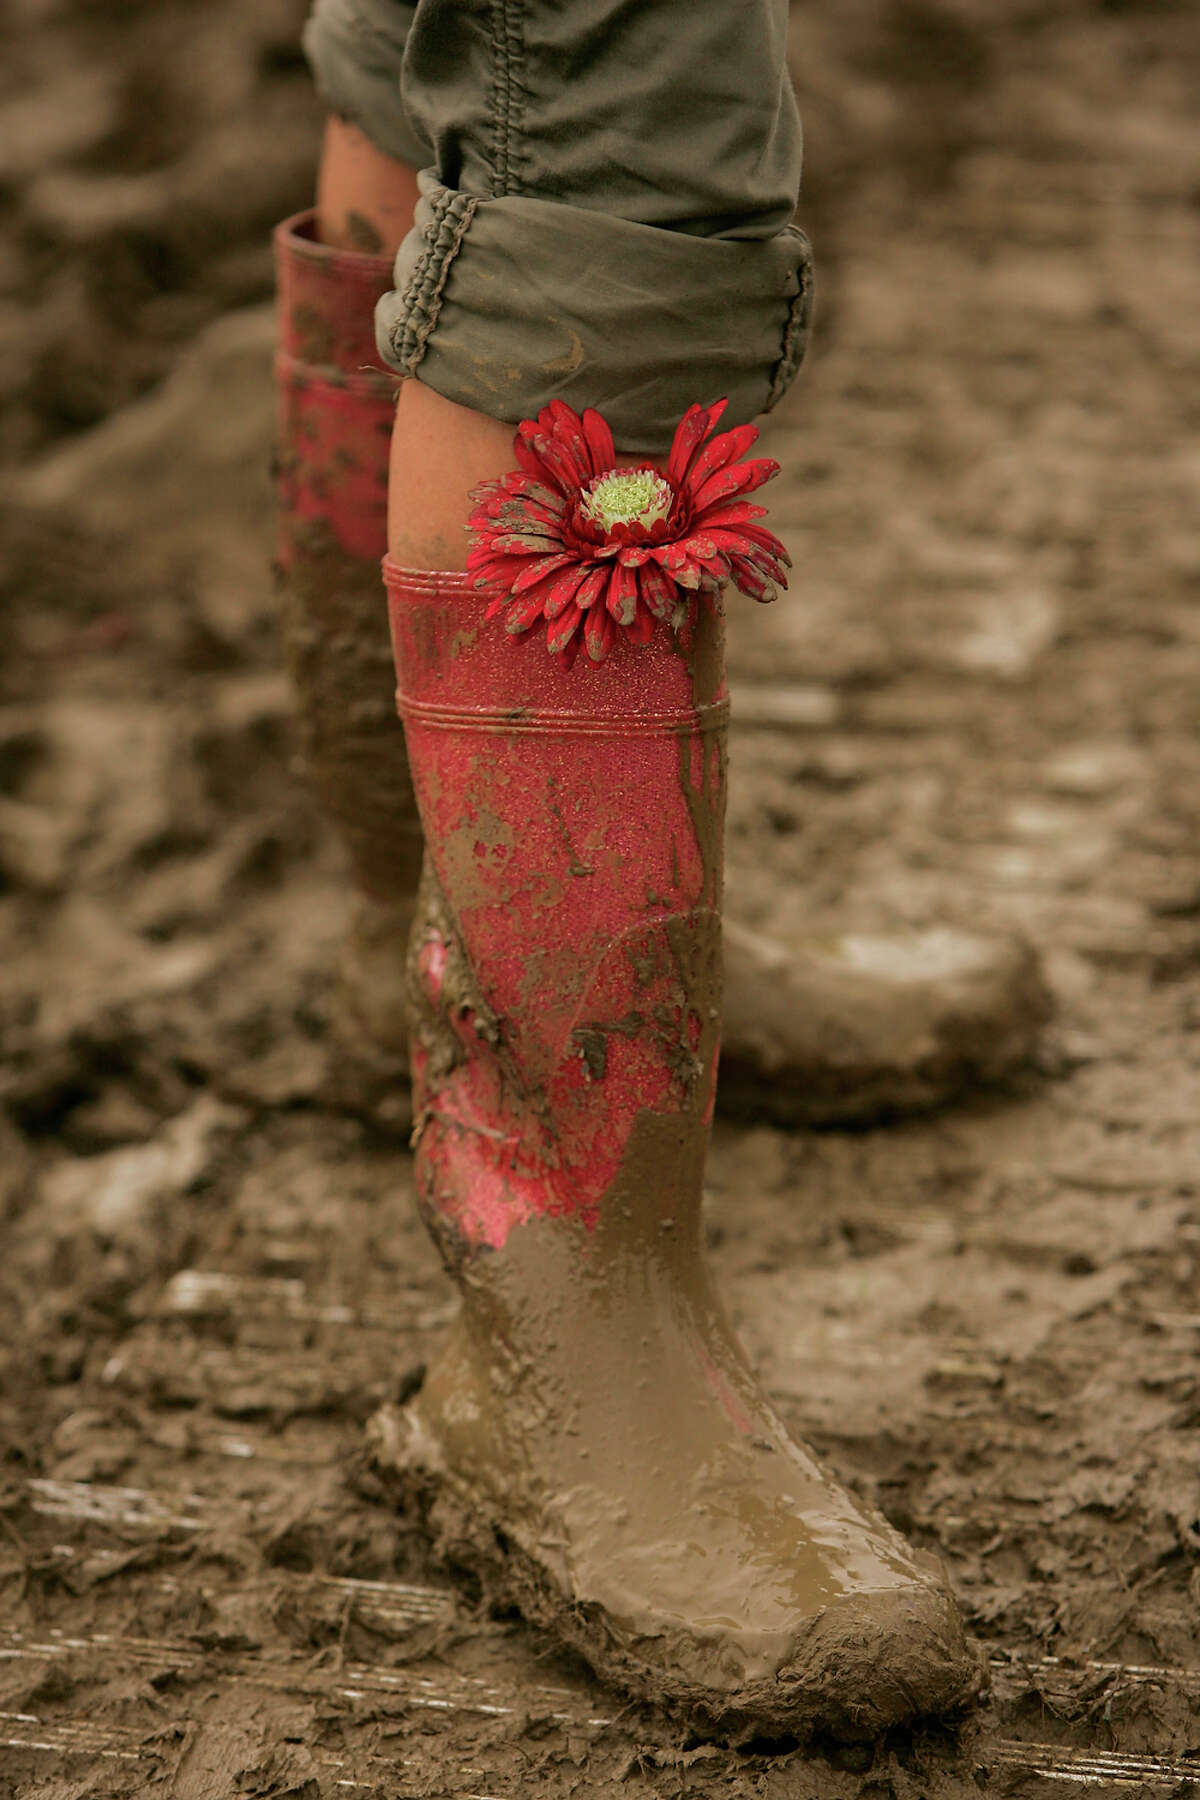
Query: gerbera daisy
465 398 790 669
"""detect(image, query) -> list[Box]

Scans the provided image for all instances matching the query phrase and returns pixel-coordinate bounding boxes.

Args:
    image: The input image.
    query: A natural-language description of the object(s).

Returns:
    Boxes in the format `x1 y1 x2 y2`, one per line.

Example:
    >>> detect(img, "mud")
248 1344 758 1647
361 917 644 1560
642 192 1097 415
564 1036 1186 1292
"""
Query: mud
280 520 424 900
2 0 1200 1794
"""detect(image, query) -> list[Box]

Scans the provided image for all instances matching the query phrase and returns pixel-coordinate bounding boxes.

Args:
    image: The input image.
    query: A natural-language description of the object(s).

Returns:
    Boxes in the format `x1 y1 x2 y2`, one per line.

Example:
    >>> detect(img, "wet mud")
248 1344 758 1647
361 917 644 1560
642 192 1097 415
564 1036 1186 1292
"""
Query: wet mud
3 0 1200 1794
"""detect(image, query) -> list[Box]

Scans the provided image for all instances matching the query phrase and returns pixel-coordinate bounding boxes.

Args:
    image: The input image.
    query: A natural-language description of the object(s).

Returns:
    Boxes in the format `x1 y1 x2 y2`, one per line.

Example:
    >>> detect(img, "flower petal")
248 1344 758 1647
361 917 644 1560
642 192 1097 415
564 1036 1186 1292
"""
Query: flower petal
486 495 566 530
547 600 585 657
516 423 574 491
547 398 584 435
467 553 535 589
639 562 679 622
607 518 656 547
701 554 732 583
605 561 639 626
546 400 594 488
690 456 780 513
543 562 592 620
690 500 769 531
468 477 506 507
511 552 577 594
672 532 719 563
665 533 731 584
503 587 555 633
682 422 759 497
743 547 789 590
727 553 779 604
488 531 567 558
474 475 564 520
585 604 617 662
524 420 595 496
580 407 616 477
704 528 789 582
666 398 730 489
573 565 609 610
518 480 566 512
729 522 792 567
514 433 555 486
654 543 704 588
666 402 710 489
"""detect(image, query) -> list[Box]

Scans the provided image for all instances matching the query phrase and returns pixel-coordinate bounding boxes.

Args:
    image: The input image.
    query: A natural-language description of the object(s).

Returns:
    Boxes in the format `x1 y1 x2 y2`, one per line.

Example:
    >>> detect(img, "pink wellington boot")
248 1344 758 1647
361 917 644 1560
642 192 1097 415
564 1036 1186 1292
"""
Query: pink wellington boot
368 402 982 1735
274 211 422 1079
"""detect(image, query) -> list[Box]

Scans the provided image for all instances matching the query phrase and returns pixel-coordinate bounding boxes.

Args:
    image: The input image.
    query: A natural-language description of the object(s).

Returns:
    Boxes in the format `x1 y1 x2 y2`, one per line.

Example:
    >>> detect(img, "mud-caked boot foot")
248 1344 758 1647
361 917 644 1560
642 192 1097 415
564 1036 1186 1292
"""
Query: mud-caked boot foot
721 918 1052 1126
368 1212 984 1740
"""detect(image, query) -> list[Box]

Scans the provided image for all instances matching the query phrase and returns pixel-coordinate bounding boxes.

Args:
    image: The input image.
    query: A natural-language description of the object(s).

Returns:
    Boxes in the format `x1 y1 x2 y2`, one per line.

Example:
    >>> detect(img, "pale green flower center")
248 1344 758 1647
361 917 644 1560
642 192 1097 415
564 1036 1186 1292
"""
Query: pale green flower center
581 468 673 532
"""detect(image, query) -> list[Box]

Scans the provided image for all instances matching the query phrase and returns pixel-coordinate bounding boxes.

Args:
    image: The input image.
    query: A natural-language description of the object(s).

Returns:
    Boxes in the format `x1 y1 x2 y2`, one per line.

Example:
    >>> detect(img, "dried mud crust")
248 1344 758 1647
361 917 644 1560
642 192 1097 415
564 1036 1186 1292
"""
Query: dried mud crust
366 1396 985 1744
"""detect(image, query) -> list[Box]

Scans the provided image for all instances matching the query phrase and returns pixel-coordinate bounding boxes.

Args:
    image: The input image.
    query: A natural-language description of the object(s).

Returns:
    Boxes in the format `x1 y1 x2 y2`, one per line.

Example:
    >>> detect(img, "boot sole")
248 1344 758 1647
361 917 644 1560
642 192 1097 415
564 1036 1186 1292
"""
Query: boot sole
366 1401 986 1742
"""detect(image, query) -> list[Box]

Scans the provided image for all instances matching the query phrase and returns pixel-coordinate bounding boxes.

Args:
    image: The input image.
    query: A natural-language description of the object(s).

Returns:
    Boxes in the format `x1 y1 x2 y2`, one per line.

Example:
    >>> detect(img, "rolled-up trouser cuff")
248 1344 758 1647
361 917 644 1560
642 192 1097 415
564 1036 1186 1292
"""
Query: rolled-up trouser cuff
302 0 429 171
375 175 814 451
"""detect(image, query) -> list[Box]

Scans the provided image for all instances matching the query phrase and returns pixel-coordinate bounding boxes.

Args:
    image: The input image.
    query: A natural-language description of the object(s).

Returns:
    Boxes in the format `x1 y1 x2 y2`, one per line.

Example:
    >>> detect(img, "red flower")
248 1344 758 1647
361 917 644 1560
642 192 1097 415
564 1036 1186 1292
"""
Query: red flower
465 399 790 669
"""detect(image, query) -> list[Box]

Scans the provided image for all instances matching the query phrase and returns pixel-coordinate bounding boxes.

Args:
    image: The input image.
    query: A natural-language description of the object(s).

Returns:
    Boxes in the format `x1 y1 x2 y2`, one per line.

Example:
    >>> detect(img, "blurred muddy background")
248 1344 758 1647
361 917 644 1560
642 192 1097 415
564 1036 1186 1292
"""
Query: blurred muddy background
1 0 1198 1795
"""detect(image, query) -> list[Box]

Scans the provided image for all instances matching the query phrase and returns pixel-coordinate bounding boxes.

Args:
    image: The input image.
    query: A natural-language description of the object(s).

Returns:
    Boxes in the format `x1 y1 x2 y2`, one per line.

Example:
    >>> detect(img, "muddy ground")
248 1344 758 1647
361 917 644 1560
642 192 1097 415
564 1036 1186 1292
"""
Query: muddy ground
1 0 1199 1794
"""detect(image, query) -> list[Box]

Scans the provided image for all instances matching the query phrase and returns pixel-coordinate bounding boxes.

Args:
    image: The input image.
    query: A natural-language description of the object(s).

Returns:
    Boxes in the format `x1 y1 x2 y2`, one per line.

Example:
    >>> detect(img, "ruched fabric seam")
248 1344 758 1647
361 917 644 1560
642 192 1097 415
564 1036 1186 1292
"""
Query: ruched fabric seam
487 0 528 197
385 189 479 375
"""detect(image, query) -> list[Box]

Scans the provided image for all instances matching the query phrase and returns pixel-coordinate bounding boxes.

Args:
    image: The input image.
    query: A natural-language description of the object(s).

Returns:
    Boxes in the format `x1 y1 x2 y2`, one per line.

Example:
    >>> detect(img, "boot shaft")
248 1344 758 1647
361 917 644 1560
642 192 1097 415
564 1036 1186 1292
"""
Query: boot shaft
386 562 728 1251
274 212 422 906
274 209 396 562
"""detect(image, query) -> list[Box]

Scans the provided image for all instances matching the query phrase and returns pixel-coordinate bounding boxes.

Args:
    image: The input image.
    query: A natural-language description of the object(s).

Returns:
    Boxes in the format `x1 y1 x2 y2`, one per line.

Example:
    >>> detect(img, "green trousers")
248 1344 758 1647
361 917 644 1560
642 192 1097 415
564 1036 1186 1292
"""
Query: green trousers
304 0 813 451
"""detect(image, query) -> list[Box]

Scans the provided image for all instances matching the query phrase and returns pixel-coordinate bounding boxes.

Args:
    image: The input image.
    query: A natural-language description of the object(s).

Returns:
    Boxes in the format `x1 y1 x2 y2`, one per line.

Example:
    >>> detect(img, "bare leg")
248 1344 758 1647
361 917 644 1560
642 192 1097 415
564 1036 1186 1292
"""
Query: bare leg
387 381 513 571
315 115 420 255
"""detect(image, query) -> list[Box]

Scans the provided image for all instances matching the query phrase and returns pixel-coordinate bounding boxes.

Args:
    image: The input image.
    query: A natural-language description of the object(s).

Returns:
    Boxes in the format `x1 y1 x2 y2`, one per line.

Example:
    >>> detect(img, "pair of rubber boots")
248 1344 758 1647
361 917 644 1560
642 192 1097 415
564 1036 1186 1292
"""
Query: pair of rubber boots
275 213 983 1737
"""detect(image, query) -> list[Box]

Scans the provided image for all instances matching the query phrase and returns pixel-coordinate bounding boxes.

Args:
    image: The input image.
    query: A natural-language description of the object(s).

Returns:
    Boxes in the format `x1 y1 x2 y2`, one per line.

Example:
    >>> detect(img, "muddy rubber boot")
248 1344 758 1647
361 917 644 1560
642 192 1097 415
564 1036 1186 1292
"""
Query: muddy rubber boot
368 559 984 1739
273 210 421 1112
720 918 1052 1127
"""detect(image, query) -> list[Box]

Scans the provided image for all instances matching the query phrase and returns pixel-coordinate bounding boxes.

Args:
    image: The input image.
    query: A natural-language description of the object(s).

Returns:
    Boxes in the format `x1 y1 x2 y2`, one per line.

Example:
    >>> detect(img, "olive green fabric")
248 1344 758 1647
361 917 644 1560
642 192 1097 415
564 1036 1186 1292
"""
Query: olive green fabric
303 0 430 171
304 0 813 451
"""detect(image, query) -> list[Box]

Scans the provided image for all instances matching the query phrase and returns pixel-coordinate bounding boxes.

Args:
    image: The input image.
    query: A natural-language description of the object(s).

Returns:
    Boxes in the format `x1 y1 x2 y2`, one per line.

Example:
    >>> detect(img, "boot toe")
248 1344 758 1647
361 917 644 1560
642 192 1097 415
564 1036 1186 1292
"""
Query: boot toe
762 1572 984 1738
